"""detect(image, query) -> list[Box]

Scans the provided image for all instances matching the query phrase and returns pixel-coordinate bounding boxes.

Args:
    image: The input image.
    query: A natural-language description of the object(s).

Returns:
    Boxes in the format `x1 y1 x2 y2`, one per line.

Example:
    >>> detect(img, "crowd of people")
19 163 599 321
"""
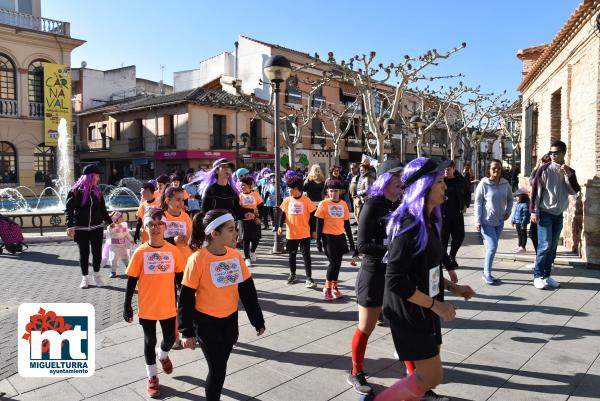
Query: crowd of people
63 140 580 400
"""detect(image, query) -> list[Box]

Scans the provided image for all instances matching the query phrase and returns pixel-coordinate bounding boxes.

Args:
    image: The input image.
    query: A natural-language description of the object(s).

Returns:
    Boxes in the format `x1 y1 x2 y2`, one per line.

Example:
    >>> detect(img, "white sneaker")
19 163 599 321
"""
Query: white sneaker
92 273 104 287
79 276 89 289
533 277 547 289
516 247 526 254
250 252 257 262
544 276 560 288
245 258 252 267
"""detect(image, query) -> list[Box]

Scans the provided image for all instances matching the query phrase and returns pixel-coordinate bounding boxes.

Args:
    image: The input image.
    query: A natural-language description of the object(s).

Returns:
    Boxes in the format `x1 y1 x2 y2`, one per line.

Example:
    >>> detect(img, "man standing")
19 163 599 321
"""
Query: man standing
530 140 580 289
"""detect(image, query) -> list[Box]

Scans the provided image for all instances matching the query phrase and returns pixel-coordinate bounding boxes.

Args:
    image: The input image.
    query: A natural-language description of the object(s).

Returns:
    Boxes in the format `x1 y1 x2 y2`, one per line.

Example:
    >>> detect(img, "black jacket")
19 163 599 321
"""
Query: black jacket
303 179 324 202
65 189 111 229
442 171 470 218
357 195 400 267
201 183 252 219
383 217 444 333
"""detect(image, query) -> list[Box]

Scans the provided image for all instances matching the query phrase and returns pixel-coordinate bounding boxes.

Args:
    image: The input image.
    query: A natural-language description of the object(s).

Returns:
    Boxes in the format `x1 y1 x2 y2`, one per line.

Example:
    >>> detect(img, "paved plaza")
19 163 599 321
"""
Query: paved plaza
0 212 599 401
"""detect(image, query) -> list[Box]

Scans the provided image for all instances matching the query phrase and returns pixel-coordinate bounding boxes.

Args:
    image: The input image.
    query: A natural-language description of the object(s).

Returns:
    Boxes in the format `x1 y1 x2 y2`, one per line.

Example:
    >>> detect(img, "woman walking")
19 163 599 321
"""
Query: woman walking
474 159 513 284
65 164 112 289
348 160 403 395
303 164 325 205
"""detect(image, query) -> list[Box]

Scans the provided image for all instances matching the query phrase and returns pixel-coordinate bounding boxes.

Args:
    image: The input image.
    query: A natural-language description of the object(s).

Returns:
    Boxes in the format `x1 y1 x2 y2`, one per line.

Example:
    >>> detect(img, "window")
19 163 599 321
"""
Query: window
311 118 323 144
0 141 17 183
285 76 302 104
212 114 226 148
250 119 263 150
312 86 326 109
114 121 121 141
28 60 45 102
34 144 55 183
0 53 16 100
524 103 538 175
87 126 96 141
550 89 561 143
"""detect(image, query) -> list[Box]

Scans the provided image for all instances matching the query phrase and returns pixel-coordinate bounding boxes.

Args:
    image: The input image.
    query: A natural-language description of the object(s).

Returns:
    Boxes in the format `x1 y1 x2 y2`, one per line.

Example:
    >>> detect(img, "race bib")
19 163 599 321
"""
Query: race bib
143 251 175 275
429 266 440 297
209 258 244 288
288 201 304 215
241 194 256 206
164 221 186 238
328 204 345 218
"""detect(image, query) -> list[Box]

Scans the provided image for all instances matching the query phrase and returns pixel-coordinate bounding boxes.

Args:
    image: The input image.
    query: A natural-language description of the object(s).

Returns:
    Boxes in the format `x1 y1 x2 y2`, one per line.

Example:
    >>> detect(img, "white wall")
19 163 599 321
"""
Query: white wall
81 66 137 109
174 53 234 91
237 36 272 100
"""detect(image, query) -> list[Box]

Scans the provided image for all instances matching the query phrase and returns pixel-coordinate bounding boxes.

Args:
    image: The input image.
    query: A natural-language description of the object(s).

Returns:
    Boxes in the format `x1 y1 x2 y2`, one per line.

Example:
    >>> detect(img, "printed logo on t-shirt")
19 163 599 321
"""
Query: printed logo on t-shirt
164 221 186 238
209 258 243 288
143 252 175 275
327 204 345 218
288 201 304 215
429 266 440 297
241 194 256 206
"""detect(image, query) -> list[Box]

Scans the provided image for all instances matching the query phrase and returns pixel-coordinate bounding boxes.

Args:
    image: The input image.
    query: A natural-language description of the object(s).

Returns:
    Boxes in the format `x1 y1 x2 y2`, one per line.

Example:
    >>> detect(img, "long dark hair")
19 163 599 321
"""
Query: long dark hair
160 186 184 211
485 159 503 178
188 209 231 251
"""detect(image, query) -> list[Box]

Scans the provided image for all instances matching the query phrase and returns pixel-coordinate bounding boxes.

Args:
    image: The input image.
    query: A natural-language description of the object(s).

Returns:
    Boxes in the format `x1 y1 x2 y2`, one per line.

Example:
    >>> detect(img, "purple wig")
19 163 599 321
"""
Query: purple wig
197 165 239 197
258 167 272 180
72 173 102 206
367 172 395 198
386 157 443 255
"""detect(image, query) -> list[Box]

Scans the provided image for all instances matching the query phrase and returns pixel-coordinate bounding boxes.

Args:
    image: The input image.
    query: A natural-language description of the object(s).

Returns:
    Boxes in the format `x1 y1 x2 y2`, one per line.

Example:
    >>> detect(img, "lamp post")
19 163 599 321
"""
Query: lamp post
264 55 291 254
98 124 107 149
409 115 426 160
227 132 249 167
383 117 396 161
472 130 482 180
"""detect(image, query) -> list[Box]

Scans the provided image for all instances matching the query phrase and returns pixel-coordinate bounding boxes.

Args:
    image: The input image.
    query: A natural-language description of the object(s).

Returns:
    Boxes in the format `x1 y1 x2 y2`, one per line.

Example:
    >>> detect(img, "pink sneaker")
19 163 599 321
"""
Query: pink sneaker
332 287 343 299
158 355 173 374
323 287 334 301
147 376 160 398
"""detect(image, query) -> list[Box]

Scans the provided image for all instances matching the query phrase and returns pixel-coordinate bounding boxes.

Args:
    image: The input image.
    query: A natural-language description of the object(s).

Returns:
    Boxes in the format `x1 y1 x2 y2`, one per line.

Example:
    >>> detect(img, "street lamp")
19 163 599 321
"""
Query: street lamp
409 115 426 159
472 130 482 179
98 124 107 149
227 132 249 166
264 55 291 254
383 117 396 160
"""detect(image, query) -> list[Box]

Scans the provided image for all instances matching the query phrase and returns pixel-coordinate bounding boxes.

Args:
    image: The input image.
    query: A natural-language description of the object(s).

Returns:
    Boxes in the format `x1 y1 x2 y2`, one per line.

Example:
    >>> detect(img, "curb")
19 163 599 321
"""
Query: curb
23 234 70 244
495 252 590 268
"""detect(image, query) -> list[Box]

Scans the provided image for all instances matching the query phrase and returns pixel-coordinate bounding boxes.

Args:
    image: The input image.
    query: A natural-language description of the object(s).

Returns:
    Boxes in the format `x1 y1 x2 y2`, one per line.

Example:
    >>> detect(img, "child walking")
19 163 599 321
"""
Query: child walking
178 209 265 401
511 191 531 253
124 208 186 398
278 175 317 288
316 179 358 300
102 211 134 278
161 186 193 261
133 182 160 244
238 177 263 266
261 174 277 230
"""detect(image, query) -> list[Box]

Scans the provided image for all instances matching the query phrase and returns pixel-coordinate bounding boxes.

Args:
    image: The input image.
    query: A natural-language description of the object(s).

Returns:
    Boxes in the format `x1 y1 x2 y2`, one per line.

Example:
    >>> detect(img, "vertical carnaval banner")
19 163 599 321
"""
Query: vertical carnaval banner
43 63 71 146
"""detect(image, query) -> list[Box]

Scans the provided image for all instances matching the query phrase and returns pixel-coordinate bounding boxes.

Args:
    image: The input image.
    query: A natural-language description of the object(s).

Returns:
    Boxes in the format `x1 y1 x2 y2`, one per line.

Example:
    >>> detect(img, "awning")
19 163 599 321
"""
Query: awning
244 158 274 163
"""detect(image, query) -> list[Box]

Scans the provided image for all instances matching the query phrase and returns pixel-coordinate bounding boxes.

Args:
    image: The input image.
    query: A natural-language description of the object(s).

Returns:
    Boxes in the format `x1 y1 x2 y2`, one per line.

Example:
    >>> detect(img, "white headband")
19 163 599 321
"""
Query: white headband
204 213 234 235
144 214 167 227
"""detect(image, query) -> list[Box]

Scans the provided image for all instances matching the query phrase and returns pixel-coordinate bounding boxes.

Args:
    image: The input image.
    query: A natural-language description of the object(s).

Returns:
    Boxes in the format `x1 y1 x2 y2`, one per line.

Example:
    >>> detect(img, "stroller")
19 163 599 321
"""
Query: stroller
0 214 27 254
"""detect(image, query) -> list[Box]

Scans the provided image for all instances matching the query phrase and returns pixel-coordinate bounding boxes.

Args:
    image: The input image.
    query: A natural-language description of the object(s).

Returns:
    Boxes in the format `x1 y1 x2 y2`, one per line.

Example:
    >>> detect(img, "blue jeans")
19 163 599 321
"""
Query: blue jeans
533 211 563 279
481 223 504 275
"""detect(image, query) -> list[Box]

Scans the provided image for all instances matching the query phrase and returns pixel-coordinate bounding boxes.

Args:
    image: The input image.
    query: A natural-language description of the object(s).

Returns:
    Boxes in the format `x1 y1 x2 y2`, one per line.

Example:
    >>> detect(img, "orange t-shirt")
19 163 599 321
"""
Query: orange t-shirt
164 210 193 260
153 190 162 205
315 198 350 235
182 247 251 318
239 191 262 219
125 242 185 320
136 198 161 243
280 195 316 240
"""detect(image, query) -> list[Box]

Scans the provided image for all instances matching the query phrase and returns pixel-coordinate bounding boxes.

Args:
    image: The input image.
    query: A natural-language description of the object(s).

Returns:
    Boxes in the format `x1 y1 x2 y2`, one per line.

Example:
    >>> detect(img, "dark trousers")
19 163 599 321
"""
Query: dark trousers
262 207 274 227
324 234 347 281
243 238 259 259
515 223 528 248
529 222 538 253
74 228 103 276
441 213 465 259
139 316 176 366
287 238 312 278
194 311 239 401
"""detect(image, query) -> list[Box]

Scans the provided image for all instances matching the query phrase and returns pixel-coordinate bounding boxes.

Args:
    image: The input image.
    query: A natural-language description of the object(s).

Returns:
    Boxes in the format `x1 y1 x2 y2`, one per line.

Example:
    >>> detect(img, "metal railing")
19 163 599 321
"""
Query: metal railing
0 99 18 117
249 136 267 151
157 135 175 150
128 137 144 152
0 8 68 36
29 101 43 118
86 137 111 151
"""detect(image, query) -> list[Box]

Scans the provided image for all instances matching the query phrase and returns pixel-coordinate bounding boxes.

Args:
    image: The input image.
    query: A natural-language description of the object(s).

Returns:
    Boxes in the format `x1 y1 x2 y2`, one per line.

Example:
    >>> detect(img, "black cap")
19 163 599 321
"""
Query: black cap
403 159 452 187
82 164 102 175
378 159 403 176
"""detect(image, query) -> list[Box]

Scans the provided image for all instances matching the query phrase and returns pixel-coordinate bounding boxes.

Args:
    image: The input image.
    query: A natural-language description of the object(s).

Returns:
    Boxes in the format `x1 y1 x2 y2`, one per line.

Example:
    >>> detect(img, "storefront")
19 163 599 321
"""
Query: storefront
242 152 276 171
154 150 237 173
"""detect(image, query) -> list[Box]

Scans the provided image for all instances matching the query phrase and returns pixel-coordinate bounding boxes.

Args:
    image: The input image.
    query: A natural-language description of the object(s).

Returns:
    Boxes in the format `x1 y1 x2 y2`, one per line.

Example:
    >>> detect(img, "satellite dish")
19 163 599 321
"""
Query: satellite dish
81 61 87 68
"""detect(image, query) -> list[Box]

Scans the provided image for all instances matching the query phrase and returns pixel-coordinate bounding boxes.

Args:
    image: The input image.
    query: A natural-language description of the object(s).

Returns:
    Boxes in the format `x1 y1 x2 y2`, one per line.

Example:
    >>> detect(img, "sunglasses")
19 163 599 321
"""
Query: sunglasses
548 151 562 156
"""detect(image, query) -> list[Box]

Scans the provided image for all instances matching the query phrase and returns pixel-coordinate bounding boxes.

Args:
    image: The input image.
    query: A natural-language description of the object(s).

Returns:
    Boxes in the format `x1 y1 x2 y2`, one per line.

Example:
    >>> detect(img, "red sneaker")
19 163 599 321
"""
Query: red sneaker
323 287 334 301
147 376 160 398
332 287 343 299
158 355 173 374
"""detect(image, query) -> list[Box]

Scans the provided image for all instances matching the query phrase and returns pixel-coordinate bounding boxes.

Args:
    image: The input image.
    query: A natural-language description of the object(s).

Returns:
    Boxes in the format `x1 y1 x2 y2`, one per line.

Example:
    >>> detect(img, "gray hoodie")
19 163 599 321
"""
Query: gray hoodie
475 177 513 226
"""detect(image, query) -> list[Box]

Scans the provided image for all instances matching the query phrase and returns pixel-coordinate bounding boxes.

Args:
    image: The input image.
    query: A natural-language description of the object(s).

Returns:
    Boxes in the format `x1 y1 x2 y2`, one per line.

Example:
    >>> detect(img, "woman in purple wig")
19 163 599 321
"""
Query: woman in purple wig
65 164 112 289
360 158 475 401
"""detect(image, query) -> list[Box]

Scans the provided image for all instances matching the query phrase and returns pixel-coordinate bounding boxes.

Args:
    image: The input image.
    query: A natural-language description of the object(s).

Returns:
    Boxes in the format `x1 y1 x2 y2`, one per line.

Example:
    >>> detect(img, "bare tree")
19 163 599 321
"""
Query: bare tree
442 85 485 160
319 43 466 162
318 98 360 165
497 99 522 168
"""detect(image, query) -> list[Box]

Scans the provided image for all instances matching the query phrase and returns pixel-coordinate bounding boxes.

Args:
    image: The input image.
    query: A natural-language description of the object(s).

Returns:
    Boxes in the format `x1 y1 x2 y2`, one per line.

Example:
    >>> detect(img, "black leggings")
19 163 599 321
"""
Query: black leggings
74 228 103 276
441 213 465 259
243 238 259 259
139 316 176 366
515 224 528 248
262 207 274 227
287 238 312 278
194 311 239 401
324 234 347 281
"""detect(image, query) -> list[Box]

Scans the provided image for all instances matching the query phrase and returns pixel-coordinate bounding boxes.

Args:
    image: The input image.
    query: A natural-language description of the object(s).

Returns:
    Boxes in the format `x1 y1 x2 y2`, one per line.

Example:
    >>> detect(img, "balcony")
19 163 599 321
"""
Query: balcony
157 135 176 150
0 8 69 36
210 134 228 149
29 102 43 118
312 96 326 109
128 137 144 152
343 101 362 114
85 138 111 151
248 136 267 151
0 99 18 117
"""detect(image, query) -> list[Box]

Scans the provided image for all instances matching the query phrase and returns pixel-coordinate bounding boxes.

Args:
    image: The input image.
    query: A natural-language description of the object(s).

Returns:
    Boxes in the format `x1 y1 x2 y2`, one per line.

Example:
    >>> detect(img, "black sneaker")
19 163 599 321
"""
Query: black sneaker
421 389 451 401
286 273 296 285
347 371 372 395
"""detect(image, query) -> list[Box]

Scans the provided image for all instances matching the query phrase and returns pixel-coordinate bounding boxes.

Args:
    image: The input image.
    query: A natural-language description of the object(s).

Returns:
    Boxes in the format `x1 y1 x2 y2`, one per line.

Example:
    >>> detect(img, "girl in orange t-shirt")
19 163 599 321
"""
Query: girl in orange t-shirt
178 209 265 401
315 179 358 301
124 208 185 398
160 186 193 261
134 182 160 244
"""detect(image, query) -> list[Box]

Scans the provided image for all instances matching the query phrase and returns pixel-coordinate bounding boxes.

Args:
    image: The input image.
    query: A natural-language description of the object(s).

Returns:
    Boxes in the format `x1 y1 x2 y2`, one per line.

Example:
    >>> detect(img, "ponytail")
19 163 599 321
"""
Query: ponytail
161 185 184 211
188 209 231 251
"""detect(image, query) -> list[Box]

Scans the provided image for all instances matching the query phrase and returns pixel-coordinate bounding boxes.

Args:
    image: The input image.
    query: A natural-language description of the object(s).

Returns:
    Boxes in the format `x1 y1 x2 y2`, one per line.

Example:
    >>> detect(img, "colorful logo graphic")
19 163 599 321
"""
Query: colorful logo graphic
144 252 174 274
18 303 95 377
328 204 345 218
210 258 243 288
289 202 304 215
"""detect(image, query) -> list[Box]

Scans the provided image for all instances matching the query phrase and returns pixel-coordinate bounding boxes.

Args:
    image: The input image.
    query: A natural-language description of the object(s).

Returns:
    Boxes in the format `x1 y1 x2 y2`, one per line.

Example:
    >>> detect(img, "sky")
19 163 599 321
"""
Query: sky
43 0 582 99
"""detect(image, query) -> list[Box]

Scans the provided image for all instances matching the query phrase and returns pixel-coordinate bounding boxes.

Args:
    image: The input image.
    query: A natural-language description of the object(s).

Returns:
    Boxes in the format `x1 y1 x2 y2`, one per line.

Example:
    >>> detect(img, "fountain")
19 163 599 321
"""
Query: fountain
54 118 72 204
